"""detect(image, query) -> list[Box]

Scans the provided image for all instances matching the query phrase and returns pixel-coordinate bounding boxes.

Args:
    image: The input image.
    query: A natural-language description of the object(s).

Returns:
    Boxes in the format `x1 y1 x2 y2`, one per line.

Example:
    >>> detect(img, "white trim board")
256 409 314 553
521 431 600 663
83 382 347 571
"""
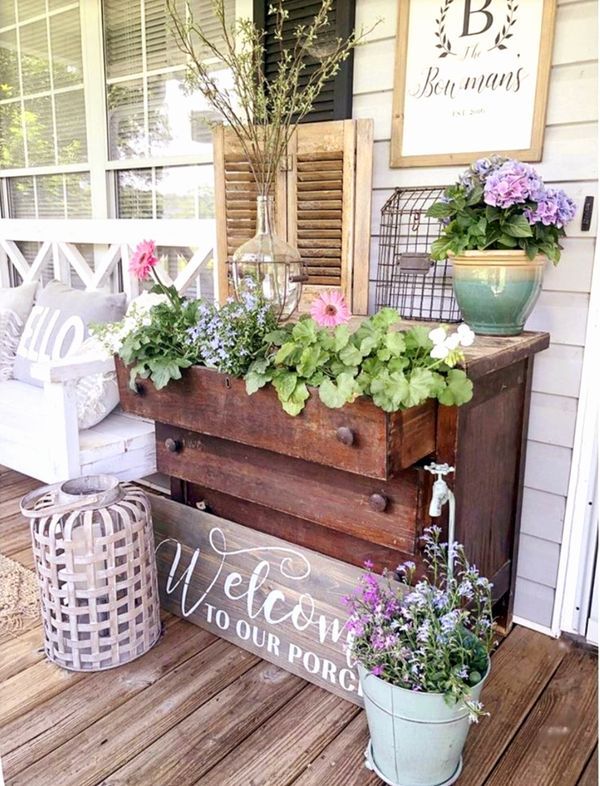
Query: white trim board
553 204 600 638
512 616 558 639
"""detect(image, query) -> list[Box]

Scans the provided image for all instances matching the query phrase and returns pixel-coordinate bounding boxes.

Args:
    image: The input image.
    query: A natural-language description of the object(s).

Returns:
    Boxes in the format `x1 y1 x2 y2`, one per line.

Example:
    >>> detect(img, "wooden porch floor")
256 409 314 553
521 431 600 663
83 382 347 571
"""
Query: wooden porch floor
0 468 597 786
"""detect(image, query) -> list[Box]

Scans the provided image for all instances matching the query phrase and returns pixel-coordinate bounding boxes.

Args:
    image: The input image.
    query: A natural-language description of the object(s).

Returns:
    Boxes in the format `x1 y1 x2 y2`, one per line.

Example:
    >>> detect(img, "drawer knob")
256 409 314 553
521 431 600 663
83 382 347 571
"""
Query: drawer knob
336 426 355 446
368 493 388 512
164 437 181 453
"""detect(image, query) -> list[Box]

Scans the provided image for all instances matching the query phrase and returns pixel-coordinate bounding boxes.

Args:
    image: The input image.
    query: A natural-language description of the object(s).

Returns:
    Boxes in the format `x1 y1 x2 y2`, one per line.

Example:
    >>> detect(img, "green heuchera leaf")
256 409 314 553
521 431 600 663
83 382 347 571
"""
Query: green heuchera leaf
384 331 406 357
404 368 435 408
272 370 298 402
318 372 361 409
371 307 400 330
291 319 317 345
298 345 322 378
404 326 432 351
370 370 409 412
245 358 273 395
437 369 474 406
281 381 309 416
338 343 363 367
275 341 298 365
333 324 350 351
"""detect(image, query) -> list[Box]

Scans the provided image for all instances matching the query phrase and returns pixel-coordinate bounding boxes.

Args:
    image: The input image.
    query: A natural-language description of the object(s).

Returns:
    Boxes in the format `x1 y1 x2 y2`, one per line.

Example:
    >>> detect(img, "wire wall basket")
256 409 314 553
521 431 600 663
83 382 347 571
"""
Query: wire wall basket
375 187 461 323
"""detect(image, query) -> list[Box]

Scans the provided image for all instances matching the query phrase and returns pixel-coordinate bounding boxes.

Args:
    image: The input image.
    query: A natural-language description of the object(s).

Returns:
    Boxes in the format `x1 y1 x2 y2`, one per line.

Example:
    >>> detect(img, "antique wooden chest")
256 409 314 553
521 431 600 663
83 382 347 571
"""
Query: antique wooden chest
117 328 549 623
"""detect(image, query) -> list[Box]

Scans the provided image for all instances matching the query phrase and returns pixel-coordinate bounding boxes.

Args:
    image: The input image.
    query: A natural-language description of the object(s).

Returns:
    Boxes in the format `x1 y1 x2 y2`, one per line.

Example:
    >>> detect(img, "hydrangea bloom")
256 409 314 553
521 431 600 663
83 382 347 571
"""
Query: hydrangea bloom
459 155 507 190
483 161 546 208
524 188 577 228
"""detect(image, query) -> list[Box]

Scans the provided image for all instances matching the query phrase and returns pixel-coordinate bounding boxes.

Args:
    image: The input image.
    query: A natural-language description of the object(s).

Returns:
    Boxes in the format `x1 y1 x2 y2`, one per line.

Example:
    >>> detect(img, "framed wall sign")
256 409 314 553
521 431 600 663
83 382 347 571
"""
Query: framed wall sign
390 0 557 167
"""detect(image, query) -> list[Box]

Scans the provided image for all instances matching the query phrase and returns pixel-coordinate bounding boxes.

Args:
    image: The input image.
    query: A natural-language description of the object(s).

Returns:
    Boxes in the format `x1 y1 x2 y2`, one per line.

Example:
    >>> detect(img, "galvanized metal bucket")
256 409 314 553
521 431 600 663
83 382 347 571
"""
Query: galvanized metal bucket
359 663 489 786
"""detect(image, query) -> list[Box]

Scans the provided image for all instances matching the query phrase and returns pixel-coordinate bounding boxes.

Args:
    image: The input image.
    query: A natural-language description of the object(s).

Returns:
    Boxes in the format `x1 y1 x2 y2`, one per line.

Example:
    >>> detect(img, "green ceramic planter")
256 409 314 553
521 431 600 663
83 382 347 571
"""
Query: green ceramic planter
451 251 545 336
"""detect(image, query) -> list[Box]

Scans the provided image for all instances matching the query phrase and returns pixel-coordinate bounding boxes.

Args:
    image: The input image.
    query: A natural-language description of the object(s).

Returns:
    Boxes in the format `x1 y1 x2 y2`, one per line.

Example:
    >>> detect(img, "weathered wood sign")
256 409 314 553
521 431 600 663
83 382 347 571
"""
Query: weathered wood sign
149 493 367 706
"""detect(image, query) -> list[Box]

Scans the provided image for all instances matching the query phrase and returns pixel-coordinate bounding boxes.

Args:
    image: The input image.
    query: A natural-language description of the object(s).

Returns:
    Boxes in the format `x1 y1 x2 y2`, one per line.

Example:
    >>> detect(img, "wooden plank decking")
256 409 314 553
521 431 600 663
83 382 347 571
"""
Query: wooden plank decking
0 467 597 786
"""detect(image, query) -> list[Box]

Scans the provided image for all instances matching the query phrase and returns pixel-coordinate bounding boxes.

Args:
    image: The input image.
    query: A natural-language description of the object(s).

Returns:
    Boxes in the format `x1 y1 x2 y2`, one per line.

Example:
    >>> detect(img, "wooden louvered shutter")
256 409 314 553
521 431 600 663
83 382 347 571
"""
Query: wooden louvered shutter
252 0 356 122
287 119 372 314
213 118 373 315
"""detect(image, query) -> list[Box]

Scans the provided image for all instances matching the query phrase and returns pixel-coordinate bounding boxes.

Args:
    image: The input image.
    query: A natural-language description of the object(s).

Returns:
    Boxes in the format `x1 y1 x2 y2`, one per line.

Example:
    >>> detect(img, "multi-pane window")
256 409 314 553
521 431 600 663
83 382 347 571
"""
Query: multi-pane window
0 0 86 170
104 0 231 160
1 0 234 220
0 0 230 300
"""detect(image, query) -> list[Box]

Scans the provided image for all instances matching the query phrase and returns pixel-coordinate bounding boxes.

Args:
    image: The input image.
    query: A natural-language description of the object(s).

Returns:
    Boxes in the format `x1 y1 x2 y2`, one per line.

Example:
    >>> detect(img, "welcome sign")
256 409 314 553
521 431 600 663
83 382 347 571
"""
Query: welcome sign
150 494 367 706
391 0 556 167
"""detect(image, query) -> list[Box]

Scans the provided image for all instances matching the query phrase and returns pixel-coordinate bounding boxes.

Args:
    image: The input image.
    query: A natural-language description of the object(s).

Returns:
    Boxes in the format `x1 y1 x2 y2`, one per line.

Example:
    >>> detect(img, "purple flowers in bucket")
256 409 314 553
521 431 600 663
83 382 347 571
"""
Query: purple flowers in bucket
344 527 494 721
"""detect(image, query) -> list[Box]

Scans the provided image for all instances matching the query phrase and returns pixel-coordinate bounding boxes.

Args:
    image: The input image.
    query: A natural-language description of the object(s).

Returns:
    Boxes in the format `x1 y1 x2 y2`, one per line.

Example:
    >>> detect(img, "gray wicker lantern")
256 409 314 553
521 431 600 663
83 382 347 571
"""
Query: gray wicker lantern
21 476 161 672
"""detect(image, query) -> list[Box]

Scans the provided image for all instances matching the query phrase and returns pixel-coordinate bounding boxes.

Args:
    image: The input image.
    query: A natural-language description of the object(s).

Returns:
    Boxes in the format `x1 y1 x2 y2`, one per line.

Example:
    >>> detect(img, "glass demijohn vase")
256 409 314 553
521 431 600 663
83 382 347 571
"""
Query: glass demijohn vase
231 195 307 321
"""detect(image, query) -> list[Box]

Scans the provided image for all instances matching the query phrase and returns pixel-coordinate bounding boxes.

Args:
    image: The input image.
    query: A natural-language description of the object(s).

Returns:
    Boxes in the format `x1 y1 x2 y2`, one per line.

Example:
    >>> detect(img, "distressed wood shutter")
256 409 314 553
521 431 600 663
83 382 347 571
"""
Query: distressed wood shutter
213 118 373 315
252 0 356 123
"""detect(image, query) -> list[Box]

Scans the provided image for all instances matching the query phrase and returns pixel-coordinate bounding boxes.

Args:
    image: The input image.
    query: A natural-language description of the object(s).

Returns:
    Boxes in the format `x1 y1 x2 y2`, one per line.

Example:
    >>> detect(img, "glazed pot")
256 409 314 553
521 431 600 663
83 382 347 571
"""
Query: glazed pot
451 250 545 336
359 662 489 786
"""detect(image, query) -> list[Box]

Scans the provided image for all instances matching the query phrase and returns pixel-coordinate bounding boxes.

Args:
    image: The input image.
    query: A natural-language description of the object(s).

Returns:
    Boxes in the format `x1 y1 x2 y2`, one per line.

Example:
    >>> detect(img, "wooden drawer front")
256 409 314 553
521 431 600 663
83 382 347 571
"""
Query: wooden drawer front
181 484 424 574
157 424 422 554
117 362 436 481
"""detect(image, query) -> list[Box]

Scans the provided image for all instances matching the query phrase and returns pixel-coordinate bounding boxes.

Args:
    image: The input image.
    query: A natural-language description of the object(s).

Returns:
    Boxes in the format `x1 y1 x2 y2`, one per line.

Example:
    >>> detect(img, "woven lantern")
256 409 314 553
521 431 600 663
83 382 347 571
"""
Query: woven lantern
21 476 161 672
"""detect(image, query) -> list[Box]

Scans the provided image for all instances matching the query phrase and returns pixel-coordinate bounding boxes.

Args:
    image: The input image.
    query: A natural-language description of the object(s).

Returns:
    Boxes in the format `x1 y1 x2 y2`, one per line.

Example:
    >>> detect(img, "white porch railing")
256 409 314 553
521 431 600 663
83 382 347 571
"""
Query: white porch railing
0 219 217 301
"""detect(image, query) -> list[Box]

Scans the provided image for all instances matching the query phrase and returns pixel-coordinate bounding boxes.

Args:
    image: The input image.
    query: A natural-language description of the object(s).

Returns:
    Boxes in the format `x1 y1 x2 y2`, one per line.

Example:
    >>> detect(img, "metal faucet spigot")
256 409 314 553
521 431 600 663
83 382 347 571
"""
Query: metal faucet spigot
424 463 457 578
424 462 455 516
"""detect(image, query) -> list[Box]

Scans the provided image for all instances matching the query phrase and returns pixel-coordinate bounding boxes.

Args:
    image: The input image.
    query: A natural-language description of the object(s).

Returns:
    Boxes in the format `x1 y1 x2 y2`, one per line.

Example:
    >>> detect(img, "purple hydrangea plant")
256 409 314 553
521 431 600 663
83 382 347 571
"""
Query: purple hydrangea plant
345 527 494 722
427 156 576 264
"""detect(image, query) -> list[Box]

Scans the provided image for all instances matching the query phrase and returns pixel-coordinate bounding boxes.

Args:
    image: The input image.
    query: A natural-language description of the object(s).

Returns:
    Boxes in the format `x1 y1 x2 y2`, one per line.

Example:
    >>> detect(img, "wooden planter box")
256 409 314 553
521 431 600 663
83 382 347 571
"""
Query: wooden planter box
115 360 437 481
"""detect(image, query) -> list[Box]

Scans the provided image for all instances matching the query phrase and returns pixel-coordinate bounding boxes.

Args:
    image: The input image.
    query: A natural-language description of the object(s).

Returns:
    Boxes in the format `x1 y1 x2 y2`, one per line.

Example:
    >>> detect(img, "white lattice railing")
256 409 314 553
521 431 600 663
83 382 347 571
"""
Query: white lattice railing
0 218 217 301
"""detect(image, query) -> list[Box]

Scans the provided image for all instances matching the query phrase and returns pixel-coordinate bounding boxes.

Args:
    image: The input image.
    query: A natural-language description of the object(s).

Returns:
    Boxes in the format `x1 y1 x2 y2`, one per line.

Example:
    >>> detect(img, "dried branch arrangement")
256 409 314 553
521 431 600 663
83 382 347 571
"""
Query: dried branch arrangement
167 0 378 195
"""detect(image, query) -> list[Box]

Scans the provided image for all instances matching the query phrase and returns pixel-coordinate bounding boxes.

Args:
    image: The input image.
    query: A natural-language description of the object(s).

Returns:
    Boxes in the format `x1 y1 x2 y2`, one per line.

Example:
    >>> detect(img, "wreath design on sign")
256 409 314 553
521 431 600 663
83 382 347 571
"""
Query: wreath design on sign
489 0 518 51
434 0 455 58
434 0 519 58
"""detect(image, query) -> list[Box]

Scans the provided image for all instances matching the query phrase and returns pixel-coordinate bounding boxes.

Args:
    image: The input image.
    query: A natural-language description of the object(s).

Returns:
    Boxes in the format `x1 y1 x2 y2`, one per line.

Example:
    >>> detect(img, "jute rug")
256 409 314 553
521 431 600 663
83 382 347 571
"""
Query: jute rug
0 553 39 633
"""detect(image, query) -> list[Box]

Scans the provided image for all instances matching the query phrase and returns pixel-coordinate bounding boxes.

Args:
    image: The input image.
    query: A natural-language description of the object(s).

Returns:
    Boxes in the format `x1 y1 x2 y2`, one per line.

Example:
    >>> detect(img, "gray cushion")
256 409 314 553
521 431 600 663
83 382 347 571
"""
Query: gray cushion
0 282 37 322
13 281 126 386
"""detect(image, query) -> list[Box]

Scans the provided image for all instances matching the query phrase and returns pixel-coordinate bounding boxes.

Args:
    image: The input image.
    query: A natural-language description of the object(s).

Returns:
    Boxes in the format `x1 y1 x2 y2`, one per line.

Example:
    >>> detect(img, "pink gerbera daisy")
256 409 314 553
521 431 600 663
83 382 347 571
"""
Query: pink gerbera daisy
310 290 350 328
129 239 158 280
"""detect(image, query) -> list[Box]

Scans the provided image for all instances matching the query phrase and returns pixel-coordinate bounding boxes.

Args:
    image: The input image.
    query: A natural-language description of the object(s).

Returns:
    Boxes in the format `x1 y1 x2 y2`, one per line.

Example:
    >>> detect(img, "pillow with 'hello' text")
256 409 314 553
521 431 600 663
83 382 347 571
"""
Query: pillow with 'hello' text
13 281 126 387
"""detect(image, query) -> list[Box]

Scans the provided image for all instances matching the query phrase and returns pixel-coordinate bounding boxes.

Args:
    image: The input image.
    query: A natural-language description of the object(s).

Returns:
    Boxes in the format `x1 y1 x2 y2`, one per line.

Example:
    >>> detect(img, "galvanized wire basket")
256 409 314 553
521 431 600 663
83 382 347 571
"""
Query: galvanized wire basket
375 187 461 323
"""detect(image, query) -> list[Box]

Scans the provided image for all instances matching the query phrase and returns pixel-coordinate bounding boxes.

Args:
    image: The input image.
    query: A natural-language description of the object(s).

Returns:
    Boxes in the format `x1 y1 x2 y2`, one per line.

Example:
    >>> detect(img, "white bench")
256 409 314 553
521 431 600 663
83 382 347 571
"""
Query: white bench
0 219 215 483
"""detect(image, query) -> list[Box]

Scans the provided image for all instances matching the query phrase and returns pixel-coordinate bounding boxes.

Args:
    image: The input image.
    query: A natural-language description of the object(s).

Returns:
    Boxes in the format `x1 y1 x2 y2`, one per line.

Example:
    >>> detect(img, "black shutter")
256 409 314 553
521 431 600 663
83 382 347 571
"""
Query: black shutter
253 0 356 122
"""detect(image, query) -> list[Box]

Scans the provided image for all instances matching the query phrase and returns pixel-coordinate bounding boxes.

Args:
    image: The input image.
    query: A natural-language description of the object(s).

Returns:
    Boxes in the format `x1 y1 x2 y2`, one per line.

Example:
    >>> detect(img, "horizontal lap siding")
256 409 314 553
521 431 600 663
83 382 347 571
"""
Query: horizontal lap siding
353 0 598 628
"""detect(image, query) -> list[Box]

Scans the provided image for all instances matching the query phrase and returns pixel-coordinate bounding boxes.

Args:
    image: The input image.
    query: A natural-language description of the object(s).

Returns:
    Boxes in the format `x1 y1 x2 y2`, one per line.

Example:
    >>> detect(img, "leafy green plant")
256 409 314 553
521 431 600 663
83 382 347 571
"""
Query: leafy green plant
119 296 200 390
244 309 474 416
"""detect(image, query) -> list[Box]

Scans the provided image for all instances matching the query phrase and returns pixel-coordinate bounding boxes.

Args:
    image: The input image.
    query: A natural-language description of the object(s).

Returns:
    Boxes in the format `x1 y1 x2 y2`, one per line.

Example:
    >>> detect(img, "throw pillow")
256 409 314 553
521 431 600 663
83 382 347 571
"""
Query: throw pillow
0 309 23 381
13 281 126 387
73 337 120 430
0 283 38 380
0 282 37 322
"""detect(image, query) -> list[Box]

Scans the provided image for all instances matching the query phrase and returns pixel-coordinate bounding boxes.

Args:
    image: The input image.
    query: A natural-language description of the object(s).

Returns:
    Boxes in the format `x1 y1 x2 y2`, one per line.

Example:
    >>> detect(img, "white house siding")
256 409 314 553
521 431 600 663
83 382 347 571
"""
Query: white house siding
352 0 598 629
